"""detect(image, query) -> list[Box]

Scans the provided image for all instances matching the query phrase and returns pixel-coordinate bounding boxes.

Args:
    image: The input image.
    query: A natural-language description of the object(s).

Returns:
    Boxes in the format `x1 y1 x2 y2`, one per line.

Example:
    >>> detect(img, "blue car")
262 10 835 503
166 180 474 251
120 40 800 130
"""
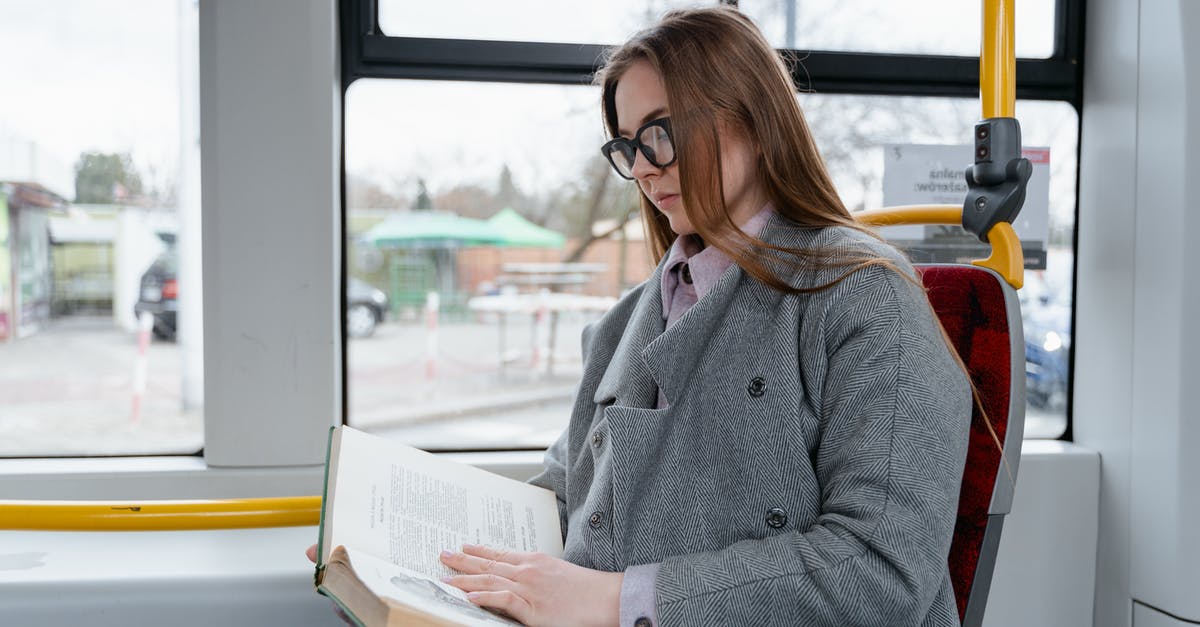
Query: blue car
1021 273 1071 411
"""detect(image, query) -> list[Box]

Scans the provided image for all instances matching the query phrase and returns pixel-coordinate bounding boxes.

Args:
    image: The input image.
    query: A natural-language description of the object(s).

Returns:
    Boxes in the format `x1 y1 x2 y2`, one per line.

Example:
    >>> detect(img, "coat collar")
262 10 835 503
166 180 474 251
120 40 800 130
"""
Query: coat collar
593 212 824 408
592 252 668 409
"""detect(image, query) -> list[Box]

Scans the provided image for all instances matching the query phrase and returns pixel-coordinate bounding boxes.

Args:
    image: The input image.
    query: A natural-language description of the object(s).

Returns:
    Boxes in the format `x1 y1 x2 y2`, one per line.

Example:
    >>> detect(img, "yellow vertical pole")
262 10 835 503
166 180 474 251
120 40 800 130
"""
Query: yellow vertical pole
981 0 1016 118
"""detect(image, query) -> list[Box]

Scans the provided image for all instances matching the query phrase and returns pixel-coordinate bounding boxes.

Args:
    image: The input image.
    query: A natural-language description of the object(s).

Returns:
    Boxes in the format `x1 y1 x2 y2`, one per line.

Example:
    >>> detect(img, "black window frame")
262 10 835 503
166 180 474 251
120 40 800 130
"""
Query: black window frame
337 0 1086 441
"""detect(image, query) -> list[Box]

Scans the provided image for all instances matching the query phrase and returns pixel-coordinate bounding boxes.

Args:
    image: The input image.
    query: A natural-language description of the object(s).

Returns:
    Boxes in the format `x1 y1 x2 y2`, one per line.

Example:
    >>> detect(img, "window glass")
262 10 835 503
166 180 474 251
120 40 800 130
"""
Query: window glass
801 93 1076 438
738 0 1056 58
345 79 642 450
379 0 1056 59
0 0 203 456
378 0 717 44
347 79 1074 448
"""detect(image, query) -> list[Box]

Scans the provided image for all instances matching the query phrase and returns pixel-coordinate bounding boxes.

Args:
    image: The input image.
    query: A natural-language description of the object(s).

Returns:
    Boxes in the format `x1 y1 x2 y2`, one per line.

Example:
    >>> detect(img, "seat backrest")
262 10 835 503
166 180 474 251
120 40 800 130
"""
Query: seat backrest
917 264 1025 626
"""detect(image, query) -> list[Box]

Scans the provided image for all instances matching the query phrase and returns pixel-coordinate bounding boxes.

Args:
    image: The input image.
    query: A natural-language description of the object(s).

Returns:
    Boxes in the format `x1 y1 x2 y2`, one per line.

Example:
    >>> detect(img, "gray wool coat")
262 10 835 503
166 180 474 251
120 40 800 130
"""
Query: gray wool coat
529 217 971 626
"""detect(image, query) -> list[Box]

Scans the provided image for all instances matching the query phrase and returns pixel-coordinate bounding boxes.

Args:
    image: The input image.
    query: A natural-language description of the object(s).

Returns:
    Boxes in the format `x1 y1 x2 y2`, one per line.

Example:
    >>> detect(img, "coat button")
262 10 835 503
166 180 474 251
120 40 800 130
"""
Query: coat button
747 376 766 397
589 511 604 528
634 618 653 627
591 431 604 448
766 508 788 528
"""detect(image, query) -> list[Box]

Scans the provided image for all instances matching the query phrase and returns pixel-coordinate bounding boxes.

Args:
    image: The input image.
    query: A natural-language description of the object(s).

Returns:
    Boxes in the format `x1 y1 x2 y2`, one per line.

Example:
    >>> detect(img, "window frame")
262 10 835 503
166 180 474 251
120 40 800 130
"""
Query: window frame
339 0 1085 441
0 0 344 497
342 0 1084 103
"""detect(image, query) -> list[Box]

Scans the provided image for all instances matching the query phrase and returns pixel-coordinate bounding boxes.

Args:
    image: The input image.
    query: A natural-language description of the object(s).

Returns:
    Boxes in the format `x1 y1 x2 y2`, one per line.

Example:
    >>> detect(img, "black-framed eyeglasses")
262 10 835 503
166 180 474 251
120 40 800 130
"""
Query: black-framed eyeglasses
600 117 676 180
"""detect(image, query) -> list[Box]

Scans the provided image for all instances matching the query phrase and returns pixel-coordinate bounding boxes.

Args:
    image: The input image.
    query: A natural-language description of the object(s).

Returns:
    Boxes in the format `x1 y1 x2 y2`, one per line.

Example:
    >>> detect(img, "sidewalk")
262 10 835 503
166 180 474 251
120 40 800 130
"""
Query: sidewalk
0 316 202 456
0 314 591 455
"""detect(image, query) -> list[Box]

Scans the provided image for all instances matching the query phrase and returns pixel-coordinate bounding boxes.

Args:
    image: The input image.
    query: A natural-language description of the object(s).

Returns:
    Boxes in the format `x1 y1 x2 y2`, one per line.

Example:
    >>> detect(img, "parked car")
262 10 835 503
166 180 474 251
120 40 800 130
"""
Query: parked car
345 277 389 338
134 252 389 340
134 252 178 340
1020 273 1071 411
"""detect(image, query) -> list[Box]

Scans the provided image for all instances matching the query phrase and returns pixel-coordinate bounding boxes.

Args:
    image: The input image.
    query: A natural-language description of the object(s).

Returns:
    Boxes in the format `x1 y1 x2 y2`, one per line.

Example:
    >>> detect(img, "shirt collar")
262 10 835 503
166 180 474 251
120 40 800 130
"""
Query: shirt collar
659 204 776 317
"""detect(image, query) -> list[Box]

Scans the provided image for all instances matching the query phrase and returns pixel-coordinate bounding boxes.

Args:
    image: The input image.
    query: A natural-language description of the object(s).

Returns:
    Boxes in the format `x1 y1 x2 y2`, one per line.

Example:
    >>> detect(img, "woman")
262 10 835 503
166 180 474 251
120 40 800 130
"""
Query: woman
438 7 972 626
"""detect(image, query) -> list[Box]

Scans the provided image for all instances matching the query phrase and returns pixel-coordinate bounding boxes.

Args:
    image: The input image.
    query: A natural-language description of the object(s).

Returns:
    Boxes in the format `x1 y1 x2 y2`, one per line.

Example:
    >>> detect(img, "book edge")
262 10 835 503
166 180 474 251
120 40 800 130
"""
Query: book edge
315 424 339 585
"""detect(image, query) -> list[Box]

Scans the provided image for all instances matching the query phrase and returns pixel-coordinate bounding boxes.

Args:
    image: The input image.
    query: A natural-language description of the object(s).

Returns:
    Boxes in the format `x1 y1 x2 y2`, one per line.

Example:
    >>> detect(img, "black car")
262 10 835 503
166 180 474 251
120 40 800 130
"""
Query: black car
134 252 178 340
344 277 389 338
134 253 389 339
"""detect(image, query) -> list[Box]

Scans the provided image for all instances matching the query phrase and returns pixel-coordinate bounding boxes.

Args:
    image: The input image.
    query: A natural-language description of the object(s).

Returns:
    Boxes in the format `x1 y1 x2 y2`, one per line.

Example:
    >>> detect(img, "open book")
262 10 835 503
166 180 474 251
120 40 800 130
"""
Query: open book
315 426 564 627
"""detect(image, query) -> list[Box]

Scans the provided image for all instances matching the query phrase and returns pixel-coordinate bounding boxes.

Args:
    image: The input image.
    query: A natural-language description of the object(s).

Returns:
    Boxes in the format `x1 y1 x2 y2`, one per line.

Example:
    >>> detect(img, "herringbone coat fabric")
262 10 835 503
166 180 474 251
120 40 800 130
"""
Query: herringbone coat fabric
529 217 971 626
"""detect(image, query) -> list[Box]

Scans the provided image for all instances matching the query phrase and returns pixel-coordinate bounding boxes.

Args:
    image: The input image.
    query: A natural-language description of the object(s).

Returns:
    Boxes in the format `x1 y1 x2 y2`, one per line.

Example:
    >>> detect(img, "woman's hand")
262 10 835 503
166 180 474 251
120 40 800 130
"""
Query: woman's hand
305 544 355 625
440 544 623 627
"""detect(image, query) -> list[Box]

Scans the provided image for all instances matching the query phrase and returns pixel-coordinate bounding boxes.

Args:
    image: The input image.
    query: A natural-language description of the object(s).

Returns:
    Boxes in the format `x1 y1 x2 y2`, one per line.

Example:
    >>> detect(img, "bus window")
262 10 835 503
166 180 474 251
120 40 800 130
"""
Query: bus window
0 0 203 457
378 0 720 44
798 94 1077 438
345 1 1081 449
739 0 1056 58
344 79 639 450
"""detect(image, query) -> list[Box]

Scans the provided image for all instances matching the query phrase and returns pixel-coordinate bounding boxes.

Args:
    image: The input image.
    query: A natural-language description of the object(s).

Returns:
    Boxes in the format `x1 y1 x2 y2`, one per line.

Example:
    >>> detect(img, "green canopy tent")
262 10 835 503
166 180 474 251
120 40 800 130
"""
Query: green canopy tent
486 208 565 248
362 211 507 249
360 212 510 315
359 211 566 316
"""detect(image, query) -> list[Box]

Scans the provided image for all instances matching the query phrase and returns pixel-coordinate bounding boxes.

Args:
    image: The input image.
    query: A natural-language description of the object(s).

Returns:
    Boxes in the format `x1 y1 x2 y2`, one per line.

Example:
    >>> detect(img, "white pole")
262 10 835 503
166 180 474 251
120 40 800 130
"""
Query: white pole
177 0 204 412
424 291 440 381
532 288 550 374
132 311 153 423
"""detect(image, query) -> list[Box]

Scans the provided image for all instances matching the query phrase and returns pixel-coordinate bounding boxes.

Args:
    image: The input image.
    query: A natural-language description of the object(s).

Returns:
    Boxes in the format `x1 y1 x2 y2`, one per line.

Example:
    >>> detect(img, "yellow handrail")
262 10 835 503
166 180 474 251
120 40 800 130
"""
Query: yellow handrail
0 496 321 531
982 0 1016 119
857 205 1024 289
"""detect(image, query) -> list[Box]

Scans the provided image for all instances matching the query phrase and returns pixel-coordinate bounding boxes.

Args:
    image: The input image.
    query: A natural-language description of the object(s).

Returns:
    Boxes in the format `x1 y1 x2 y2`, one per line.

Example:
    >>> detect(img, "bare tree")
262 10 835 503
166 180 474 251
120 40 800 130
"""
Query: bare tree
347 173 408 210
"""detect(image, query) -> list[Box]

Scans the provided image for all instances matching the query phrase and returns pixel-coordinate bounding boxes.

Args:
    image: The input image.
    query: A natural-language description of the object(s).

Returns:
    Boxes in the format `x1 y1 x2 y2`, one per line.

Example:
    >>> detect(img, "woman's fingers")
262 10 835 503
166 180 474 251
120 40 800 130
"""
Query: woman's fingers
439 554 533 626
441 547 521 579
460 543 520 564
464 589 531 622
305 544 318 564
443 573 516 593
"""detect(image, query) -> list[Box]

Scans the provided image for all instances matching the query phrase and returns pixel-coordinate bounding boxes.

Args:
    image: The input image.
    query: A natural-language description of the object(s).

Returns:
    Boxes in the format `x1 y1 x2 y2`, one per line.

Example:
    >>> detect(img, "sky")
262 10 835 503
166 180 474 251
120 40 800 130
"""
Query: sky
0 0 1060 210
0 0 183 197
344 80 605 197
379 0 1055 57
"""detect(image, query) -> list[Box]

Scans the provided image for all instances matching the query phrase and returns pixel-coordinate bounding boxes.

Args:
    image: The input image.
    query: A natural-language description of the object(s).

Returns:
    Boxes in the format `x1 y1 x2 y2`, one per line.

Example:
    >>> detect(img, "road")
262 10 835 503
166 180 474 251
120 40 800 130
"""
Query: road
0 311 1067 455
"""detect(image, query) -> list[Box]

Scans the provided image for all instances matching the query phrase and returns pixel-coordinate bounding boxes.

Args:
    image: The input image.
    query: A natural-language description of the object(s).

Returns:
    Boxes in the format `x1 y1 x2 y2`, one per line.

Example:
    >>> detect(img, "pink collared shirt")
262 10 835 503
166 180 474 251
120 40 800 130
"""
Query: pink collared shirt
659 205 776 330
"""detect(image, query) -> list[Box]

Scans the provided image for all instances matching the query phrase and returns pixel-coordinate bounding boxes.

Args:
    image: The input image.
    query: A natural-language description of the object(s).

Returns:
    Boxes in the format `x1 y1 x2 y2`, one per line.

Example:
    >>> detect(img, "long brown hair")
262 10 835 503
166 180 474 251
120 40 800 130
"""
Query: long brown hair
598 6 896 293
598 6 1007 464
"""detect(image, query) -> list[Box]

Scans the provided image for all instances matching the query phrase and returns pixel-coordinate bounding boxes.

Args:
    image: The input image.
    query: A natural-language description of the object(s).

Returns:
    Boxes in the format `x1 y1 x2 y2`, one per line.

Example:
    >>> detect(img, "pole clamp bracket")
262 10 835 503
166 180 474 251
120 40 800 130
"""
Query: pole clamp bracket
963 117 1032 242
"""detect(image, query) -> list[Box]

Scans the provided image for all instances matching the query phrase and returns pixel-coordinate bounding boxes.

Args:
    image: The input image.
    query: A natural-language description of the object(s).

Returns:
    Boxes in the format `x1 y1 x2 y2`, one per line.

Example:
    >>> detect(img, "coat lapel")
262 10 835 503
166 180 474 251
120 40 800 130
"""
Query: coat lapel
593 213 823 409
641 261 748 406
593 260 667 409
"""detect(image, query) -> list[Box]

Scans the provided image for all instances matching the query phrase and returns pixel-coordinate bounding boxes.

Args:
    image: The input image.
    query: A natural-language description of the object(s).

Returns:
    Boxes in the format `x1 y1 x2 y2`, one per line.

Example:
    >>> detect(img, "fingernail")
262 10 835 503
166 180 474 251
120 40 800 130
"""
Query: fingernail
440 576 453 583
440 550 454 559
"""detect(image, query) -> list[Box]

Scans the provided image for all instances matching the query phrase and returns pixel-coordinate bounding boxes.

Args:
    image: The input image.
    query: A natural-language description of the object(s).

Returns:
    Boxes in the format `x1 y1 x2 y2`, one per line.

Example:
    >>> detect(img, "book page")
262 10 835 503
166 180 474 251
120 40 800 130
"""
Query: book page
325 426 563 579
343 547 520 627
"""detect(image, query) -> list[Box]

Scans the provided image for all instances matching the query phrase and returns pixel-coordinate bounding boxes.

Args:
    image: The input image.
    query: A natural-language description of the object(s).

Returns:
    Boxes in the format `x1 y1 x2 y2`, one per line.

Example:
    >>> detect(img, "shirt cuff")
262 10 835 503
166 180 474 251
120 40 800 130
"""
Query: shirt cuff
619 563 660 627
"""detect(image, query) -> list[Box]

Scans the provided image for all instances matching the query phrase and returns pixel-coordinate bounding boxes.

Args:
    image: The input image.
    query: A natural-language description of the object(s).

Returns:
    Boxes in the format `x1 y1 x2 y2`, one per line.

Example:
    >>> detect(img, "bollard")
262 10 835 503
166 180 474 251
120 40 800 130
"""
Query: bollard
132 311 153 423
424 291 440 381
532 289 550 374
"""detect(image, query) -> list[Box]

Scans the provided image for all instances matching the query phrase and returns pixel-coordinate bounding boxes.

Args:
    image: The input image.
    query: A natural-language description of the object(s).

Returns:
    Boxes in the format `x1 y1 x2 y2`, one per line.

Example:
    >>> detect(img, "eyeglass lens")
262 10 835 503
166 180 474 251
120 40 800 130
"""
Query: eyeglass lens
608 124 674 178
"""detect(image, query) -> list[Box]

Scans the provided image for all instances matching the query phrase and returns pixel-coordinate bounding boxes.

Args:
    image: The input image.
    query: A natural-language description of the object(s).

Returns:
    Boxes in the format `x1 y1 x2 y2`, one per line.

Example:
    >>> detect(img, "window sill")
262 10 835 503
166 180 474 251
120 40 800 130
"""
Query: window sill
0 450 546 500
